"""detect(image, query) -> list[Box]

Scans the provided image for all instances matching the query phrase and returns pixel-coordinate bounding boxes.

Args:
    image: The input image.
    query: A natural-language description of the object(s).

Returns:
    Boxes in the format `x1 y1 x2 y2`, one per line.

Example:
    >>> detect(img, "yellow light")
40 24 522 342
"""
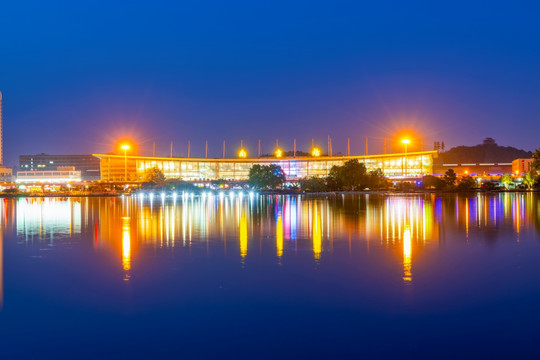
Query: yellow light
275 148 283 158
238 148 248 158
403 226 411 282
122 217 131 273
401 139 411 145
240 213 248 258
121 145 130 150
276 215 283 258
465 170 468 175
312 147 321 157
313 205 322 260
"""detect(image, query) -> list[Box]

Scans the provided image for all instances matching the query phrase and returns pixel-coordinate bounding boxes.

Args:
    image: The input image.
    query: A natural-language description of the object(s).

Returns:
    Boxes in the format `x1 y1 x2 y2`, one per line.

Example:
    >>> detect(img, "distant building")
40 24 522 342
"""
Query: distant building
19 154 100 180
0 167 12 182
433 162 512 176
16 166 81 183
512 158 533 174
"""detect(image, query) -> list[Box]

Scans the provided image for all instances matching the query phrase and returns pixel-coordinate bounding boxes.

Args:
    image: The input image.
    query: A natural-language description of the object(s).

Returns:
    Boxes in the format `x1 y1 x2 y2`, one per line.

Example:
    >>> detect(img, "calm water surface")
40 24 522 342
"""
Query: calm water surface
0 193 539 358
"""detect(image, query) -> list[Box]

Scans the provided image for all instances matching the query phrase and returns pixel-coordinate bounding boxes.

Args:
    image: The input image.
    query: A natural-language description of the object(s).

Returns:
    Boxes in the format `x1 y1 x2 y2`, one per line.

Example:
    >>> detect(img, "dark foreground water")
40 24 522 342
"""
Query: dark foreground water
0 193 539 359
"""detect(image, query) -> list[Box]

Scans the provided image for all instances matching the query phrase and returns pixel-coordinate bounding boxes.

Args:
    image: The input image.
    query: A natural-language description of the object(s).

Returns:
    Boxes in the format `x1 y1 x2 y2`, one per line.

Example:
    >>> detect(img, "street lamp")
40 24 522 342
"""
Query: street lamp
401 139 410 177
312 147 321 157
275 148 283 158
121 144 130 181
238 148 247 158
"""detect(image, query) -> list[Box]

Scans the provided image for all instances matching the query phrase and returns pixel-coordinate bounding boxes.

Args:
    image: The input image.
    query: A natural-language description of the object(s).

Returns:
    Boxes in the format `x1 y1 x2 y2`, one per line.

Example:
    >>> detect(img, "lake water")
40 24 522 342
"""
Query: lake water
0 193 539 358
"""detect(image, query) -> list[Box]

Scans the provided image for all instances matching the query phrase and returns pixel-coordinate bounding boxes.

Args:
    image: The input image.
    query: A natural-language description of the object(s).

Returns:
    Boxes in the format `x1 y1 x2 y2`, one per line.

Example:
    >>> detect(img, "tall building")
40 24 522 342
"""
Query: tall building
0 91 3 165
0 91 12 182
19 154 101 181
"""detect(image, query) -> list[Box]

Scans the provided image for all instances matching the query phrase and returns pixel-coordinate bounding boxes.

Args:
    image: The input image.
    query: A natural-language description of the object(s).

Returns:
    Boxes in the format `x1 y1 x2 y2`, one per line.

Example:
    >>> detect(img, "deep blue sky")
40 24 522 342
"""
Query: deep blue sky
1 1 539 165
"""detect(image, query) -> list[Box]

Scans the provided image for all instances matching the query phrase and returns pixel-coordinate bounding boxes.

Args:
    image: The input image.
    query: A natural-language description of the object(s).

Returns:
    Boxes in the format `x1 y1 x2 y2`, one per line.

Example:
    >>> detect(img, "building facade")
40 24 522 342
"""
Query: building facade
93 150 438 182
19 154 101 180
433 162 513 176
16 168 82 183
512 158 533 175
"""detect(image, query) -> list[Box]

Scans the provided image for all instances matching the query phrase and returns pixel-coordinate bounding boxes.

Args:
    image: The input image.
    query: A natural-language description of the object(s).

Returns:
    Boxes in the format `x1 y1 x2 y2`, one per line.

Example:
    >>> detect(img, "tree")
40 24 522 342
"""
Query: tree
164 178 197 192
457 176 476 190
483 137 497 146
443 169 457 188
143 167 166 185
328 159 367 190
532 148 540 175
2 188 20 195
300 177 327 192
422 175 445 190
500 174 513 189
366 169 389 189
523 172 536 189
248 164 286 189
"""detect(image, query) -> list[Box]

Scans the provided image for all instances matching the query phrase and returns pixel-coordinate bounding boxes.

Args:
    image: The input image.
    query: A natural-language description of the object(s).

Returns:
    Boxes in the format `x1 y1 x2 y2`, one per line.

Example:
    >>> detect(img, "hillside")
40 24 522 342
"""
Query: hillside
437 138 532 164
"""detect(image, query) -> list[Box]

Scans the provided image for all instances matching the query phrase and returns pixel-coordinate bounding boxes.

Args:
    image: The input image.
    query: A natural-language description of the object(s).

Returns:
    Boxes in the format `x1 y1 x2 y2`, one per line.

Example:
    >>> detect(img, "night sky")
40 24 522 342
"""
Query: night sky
1 1 539 165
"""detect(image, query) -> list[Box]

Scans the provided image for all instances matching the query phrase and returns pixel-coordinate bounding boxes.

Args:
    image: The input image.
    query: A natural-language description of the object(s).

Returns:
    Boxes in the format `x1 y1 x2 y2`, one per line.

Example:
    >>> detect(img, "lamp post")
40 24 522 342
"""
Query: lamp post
401 139 410 177
121 145 130 182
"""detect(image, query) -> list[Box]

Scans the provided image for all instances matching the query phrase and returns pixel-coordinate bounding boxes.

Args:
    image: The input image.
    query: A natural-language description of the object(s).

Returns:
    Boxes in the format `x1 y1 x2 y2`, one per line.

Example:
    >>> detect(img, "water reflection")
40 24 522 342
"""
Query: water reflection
403 226 412 282
0 193 537 289
312 204 322 260
16 198 82 241
122 217 131 277
0 214 3 310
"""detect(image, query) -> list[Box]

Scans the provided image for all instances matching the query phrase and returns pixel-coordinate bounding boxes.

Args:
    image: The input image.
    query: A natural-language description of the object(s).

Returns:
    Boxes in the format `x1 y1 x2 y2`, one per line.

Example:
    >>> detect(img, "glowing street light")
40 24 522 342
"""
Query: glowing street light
401 139 411 152
238 148 248 158
275 148 283 158
121 144 130 182
401 139 410 177
312 147 321 157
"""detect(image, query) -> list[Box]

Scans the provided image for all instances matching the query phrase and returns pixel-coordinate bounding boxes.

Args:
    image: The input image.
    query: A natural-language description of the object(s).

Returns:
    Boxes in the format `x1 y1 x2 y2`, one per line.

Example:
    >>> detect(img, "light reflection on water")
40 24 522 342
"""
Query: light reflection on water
1 193 538 285
1 193 540 357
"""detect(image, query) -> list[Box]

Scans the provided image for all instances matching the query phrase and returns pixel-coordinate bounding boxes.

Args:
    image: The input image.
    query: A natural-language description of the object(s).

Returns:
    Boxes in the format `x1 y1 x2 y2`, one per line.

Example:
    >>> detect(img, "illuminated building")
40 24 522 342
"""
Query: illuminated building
19 154 101 180
0 91 3 166
16 166 82 183
512 158 533 175
433 162 512 176
93 150 438 181
0 91 12 182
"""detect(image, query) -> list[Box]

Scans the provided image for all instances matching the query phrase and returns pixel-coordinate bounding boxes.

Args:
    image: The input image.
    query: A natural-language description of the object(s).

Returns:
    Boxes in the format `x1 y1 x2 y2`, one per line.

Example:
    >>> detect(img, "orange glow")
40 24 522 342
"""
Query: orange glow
276 215 283 258
275 148 283 158
403 226 412 282
122 217 131 273
401 139 411 145
312 147 321 157
114 139 137 155
239 213 248 258
313 205 322 259
238 148 248 158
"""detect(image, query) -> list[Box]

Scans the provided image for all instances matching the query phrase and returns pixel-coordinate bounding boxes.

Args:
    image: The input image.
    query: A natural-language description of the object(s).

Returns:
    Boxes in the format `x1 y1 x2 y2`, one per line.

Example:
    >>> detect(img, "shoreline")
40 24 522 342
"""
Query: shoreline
0 188 537 198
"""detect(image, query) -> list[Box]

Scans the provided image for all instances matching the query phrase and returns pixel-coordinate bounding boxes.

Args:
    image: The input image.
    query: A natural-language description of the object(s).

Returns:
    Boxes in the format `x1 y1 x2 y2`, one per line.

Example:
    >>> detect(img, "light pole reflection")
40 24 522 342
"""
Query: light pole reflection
239 213 247 259
0 226 3 310
403 226 412 282
276 214 283 258
122 217 131 280
313 205 322 260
